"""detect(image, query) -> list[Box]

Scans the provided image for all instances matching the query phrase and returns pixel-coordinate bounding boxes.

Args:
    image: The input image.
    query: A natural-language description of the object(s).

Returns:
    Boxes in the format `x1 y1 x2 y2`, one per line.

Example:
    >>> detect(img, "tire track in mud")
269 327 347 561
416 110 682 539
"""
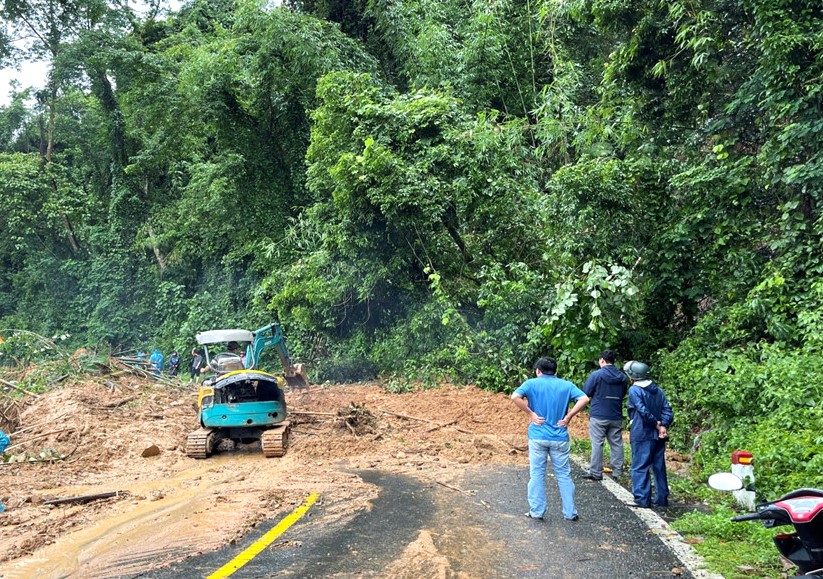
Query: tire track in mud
1 455 290 579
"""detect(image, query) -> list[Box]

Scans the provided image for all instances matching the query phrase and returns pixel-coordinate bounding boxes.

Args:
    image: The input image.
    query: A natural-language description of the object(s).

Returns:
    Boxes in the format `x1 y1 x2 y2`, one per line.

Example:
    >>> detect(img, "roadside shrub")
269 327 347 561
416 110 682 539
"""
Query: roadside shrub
659 324 823 494
672 508 783 579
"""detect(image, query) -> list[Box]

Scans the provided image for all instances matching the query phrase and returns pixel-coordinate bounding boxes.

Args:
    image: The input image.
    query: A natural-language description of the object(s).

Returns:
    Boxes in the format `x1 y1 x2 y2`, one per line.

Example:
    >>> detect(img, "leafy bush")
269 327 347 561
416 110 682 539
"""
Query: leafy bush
659 298 823 494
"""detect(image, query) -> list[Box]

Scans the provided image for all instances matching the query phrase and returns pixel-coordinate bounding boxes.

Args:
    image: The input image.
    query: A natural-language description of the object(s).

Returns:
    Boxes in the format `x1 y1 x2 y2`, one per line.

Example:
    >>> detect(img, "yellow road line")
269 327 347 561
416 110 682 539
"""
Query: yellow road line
207 492 320 579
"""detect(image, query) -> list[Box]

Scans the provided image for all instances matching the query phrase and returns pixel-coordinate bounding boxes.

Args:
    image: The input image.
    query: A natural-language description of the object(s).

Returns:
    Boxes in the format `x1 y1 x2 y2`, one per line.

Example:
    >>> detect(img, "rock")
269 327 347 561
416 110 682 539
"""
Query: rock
141 445 160 457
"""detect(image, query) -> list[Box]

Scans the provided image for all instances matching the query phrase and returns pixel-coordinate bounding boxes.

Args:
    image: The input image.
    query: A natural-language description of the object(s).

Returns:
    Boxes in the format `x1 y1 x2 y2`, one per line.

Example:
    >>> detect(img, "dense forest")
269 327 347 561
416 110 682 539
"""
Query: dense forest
1 0 821 491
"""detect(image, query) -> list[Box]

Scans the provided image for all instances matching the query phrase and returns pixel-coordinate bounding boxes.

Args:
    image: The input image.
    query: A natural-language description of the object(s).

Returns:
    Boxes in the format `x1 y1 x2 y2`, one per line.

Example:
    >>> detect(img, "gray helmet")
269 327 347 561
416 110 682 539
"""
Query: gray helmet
623 360 650 380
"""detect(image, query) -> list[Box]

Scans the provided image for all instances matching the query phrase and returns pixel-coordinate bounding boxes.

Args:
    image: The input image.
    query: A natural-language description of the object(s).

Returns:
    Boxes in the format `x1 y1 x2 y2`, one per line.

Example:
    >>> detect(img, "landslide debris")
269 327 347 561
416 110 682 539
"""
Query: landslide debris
1 369 579 577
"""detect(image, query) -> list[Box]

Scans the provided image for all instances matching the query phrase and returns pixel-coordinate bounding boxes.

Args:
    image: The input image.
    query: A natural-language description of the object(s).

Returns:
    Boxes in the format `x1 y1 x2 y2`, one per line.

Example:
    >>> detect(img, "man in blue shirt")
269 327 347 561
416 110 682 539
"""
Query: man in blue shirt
512 357 590 521
582 350 628 481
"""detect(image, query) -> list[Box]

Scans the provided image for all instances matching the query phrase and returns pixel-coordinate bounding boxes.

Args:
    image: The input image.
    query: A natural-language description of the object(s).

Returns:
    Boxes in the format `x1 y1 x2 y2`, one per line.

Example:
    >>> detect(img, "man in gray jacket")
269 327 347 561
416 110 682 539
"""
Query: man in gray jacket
582 350 628 480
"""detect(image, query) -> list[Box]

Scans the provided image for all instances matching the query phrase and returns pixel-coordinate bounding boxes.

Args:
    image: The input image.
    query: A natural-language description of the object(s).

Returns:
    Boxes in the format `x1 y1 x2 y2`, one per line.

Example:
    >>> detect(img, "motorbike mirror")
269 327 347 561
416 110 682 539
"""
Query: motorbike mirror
708 472 744 491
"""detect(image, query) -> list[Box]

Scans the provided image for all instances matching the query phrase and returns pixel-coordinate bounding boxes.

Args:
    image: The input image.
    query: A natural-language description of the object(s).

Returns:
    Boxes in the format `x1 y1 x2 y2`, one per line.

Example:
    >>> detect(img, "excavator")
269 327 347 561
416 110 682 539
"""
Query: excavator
185 321 309 459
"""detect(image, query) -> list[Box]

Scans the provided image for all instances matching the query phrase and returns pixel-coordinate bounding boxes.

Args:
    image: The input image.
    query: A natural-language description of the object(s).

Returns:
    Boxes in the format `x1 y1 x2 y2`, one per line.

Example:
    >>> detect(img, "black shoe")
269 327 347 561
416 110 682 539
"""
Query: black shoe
582 473 603 481
525 512 544 520
564 514 579 521
631 501 651 508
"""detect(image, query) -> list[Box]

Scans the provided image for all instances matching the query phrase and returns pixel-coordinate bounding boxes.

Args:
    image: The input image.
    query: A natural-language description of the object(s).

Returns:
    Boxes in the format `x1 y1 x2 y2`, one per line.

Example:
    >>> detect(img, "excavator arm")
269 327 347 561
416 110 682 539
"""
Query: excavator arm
250 322 309 389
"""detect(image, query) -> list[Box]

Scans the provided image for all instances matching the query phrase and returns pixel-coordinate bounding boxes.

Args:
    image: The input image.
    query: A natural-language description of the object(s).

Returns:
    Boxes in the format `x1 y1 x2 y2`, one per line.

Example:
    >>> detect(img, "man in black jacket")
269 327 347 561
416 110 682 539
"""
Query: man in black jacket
582 350 628 481
189 348 204 383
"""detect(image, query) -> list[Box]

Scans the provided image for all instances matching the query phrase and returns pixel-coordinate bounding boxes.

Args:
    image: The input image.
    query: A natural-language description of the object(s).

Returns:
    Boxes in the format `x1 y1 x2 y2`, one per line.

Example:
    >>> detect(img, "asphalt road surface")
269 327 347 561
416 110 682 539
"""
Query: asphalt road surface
151 464 697 579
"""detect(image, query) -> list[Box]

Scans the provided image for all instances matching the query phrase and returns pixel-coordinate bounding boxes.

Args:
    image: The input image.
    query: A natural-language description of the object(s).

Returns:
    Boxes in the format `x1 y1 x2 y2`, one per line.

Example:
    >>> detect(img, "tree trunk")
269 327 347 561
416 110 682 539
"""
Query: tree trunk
147 225 167 272
62 214 81 254
46 84 57 163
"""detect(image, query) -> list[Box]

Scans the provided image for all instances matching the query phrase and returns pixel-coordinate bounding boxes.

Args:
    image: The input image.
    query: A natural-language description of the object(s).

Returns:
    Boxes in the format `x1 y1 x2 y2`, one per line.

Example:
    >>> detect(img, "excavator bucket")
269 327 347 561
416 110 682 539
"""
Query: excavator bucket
284 363 310 391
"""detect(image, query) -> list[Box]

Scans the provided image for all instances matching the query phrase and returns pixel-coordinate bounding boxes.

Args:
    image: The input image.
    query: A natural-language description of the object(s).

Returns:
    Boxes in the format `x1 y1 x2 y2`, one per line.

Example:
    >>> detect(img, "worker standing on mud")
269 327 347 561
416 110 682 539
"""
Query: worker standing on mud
168 351 181 376
189 348 204 383
0 429 9 511
512 357 590 522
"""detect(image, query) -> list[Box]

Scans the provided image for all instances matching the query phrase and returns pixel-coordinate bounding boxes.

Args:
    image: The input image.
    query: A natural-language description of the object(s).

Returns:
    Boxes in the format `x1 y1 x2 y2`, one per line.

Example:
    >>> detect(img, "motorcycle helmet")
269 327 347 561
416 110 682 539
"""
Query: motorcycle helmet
623 360 651 380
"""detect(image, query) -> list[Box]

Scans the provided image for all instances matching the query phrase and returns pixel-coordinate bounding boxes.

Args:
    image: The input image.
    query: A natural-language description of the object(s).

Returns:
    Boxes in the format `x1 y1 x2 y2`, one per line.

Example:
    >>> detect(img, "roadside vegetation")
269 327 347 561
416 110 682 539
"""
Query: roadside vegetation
2 0 822 576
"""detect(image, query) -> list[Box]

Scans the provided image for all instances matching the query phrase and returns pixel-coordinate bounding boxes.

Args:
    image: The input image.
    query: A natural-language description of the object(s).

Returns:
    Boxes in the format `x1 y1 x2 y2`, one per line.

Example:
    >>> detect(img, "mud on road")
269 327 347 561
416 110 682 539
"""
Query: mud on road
0 377 581 578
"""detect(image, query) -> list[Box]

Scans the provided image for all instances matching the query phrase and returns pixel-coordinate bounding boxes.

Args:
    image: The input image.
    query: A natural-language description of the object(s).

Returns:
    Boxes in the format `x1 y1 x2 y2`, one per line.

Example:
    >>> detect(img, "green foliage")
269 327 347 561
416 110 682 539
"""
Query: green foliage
660 322 823 492
527 259 641 381
672 509 784 579
2 13 823 578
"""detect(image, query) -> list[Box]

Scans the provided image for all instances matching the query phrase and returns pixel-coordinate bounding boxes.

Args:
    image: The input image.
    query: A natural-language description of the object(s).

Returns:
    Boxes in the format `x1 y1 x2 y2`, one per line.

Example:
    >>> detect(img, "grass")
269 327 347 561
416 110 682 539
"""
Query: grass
571 441 788 579
672 508 784 579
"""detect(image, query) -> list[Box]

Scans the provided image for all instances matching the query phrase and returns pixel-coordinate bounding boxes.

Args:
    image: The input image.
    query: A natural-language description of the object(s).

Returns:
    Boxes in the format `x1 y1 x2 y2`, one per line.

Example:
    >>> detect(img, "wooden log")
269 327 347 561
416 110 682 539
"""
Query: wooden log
0 377 38 397
44 491 125 506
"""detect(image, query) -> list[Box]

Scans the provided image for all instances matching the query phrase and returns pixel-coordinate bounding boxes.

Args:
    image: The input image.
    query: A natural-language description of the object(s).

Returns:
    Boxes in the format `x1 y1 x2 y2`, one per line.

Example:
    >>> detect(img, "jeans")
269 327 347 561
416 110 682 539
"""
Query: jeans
588 417 624 477
630 439 669 506
527 439 577 519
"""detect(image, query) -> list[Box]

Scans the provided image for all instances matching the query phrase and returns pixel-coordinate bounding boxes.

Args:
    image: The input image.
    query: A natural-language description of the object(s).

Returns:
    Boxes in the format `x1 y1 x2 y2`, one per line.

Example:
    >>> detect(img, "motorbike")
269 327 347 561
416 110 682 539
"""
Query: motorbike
709 472 823 577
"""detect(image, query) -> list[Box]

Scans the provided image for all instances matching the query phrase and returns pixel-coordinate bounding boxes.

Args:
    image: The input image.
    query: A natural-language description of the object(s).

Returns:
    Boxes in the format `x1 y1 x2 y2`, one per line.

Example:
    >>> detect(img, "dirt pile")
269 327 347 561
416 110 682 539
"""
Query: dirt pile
0 376 584 578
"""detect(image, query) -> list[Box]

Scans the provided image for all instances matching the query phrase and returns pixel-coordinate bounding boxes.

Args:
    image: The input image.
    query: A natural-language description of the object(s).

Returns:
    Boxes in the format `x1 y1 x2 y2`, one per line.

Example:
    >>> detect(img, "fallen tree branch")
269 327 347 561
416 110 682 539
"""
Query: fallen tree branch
44 490 126 506
0 377 38 397
10 414 68 437
110 358 176 385
381 409 474 434
289 410 338 417
425 419 458 433
380 409 435 423
434 480 475 496
0 437 81 467
5 428 72 452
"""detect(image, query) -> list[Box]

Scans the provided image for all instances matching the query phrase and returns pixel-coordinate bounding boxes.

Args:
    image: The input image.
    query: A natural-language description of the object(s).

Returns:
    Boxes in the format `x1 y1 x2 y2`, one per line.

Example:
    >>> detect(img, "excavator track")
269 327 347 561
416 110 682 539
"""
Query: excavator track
261 422 290 458
186 428 216 459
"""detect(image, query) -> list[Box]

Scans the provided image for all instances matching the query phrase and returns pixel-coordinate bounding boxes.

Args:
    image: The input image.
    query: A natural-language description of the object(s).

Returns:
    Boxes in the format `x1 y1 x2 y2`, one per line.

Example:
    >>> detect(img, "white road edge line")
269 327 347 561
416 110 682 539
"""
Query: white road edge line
572 457 724 579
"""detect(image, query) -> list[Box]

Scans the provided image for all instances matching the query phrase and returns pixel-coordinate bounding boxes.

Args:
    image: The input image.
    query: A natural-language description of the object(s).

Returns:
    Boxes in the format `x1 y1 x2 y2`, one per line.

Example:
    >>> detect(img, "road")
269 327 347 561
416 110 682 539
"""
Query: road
150 464 702 579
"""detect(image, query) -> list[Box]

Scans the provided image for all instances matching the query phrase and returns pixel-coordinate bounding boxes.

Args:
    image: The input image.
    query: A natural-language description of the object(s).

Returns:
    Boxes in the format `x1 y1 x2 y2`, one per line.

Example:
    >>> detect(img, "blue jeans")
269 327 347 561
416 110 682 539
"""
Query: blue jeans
630 439 669 506
527 439 577 519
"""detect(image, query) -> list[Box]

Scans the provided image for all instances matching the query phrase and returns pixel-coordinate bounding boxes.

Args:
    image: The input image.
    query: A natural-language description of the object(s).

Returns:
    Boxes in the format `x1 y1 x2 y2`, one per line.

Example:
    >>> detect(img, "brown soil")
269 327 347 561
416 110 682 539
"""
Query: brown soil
0 376 593 578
